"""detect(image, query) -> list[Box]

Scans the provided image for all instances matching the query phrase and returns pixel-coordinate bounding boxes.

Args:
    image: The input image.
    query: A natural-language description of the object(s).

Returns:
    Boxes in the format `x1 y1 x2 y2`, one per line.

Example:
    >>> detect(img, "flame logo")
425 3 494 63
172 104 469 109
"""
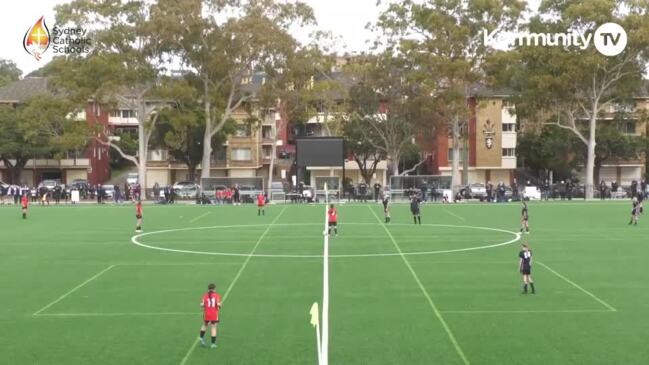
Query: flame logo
23 16 50 60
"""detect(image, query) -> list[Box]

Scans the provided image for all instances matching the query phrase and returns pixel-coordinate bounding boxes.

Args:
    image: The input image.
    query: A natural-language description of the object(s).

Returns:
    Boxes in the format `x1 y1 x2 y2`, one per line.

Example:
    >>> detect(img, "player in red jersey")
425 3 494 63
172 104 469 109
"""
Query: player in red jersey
21 193 28 219
135 200 143 233
199 283 222 348
327 204 338 237
257 192 265 216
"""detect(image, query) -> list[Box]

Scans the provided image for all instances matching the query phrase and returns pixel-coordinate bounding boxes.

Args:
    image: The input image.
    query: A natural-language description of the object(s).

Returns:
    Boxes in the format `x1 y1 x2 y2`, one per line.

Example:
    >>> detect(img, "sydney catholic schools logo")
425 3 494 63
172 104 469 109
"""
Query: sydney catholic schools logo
23 16 50 61
23 16 91 61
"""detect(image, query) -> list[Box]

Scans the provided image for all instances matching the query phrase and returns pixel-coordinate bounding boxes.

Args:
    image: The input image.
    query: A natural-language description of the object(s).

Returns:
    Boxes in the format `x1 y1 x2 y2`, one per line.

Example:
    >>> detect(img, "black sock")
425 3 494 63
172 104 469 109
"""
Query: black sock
523 284 528 293
418 216 421 224
22 213 26 219
530 283 535 293
413 216 417 224
211 336 216 344
200 330 205 338
334 228 338 235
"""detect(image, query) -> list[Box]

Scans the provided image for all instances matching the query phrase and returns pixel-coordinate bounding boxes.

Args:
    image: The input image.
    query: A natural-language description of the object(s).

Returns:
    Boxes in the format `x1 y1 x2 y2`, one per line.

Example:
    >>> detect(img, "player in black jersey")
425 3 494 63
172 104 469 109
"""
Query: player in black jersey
518 243 535 294
410 195 421 224
629 197 640 225
520 202 529 234
382 195 391 223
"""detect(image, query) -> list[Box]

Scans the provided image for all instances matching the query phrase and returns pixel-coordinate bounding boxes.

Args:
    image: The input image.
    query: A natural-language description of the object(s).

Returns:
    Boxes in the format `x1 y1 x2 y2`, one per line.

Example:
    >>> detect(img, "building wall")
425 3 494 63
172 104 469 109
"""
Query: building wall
147 169 170 187
475 98 503 167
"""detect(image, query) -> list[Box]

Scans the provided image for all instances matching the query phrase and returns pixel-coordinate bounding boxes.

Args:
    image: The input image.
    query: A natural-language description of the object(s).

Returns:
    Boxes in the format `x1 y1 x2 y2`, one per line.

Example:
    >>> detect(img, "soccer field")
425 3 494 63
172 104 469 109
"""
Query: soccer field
2 201 649 365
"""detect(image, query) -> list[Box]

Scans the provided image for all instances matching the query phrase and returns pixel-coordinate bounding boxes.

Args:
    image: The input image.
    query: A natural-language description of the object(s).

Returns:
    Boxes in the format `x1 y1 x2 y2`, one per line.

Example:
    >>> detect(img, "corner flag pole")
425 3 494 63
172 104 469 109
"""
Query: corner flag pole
321 182 329 365
310 302 322 365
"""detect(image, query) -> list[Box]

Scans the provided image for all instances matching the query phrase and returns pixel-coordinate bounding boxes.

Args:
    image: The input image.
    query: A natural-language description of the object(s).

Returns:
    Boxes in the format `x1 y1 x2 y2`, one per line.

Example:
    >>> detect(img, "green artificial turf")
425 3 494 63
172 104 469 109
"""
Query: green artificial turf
1 200 648 364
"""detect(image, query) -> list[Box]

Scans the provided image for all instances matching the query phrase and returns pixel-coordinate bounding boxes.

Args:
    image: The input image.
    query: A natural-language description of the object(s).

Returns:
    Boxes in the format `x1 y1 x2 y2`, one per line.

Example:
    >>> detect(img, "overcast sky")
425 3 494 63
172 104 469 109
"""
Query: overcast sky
0 0 388 77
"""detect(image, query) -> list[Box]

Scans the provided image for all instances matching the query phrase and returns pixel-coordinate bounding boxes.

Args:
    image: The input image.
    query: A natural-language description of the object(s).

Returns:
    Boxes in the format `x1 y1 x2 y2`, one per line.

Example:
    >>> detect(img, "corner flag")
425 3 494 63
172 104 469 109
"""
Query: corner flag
310 302 320 327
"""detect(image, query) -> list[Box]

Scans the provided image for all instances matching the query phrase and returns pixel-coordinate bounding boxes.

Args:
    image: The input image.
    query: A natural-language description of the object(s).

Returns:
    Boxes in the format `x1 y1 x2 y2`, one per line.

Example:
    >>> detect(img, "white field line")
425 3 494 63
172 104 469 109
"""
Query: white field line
33 265 116 316
131 223 521 259
321 194 330 365
188 211 211 223
442 309 613 314
368 206 470 365
179 205 287 365
443 208 466 221
536 261 617 312
36 312 198 317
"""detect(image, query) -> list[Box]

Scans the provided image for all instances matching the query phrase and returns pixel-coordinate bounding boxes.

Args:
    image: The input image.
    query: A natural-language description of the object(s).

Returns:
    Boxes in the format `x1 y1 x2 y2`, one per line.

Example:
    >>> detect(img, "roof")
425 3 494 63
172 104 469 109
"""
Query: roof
0 77 52 103
468 83 515 98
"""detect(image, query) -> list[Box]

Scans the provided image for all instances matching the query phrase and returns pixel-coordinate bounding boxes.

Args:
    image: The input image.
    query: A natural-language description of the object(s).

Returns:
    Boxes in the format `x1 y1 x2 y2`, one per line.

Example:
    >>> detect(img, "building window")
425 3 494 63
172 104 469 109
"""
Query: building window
447 148 465 162
110 109 136 118
502 148 516 157
214 146 227 162
502 123 515 132
623 121 636 135
231 148 251 161
234 124 252 138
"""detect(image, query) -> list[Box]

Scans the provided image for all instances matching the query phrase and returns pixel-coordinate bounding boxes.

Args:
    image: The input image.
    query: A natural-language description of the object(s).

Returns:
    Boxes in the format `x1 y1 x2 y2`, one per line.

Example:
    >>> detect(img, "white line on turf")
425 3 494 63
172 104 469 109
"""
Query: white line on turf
179 205 288 365
131 223 521 258
37 312 198 317
443 208 466 221
188 211 211 223
32 265 116 316
441 309 614 314
536 261 617 312
367 206 471 365
320 192 330 365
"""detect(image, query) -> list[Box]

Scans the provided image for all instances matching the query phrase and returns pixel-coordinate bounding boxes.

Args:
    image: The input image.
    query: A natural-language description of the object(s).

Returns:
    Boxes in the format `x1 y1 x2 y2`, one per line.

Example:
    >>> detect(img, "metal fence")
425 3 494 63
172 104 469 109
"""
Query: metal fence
389 175 452 202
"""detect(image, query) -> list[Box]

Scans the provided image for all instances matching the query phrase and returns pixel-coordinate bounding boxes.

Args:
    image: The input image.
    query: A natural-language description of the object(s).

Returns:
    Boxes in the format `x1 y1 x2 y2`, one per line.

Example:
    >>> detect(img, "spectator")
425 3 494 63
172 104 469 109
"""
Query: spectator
420 181 427 202
511 179 519 201
611 181 618 199
559 181 566 200
599 180 607 200
486 181 493 202
631 180 638 198
373 182 382 202
566 179 573 200
358 181 368 202
233 184 241 205
430 183 438 203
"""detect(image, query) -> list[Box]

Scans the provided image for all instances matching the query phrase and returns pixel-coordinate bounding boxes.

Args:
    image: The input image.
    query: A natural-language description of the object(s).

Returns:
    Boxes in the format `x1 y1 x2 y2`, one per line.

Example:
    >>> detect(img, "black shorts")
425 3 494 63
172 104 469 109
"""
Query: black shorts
328 221 337 227
411 209 420 215
522 217 528 221
136 214 142 219
204 320 219 325
521 266 531 275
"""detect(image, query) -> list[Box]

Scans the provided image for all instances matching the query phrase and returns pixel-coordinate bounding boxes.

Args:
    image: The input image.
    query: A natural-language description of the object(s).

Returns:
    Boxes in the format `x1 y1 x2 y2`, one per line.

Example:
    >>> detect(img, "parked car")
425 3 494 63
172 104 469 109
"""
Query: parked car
102 185 115 199
523 186 542 200
126 173 139 185
468 183 487 199
173 182 200 198
0 181 8 190
38 179 60 191
68 179 89 191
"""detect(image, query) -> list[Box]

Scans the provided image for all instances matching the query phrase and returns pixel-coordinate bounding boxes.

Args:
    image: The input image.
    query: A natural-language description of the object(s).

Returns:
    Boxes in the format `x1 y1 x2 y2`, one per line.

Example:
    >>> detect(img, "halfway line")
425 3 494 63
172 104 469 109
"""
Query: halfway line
33 265 116 316
537 261 617 312
368 206 470 365
179 205 288 365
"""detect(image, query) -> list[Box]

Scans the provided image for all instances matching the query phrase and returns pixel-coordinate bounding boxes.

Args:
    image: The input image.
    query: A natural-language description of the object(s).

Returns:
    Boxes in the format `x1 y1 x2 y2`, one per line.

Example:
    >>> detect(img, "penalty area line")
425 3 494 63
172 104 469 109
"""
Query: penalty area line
179 205 288 365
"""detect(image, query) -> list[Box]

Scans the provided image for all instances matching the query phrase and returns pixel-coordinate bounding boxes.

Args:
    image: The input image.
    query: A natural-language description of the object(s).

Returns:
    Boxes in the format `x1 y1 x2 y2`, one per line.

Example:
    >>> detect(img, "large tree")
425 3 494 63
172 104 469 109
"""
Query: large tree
342 54 431 176
52 0 169 189
495 0 649 198
0 95 86 183
377 0 523 192
151 0 315 180
0 59 21 88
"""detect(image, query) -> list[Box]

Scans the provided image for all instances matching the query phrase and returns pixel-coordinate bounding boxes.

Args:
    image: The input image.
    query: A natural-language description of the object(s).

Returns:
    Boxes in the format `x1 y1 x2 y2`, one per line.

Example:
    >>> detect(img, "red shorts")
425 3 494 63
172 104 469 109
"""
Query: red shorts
204 311 219 322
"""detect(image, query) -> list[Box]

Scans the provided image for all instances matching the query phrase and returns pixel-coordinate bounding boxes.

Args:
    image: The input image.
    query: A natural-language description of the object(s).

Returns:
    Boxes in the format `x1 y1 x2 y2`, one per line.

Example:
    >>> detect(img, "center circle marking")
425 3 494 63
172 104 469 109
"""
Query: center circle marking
131 223 521 258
